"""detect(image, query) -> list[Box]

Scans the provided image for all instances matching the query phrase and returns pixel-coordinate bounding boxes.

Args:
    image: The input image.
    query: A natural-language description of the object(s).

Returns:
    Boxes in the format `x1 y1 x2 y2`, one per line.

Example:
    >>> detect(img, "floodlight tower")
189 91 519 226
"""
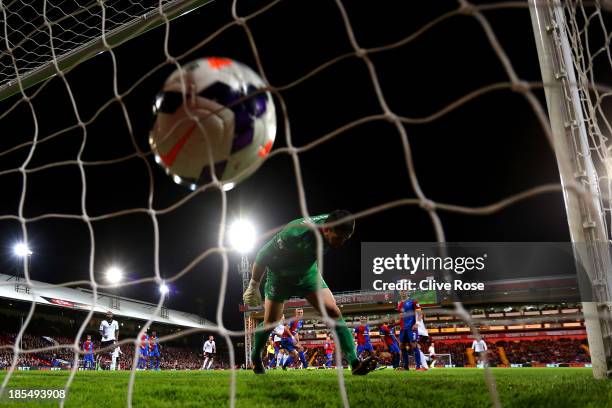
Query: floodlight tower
13 242 32 284
228 219 256 367
159 282 170 298
105 266 124 285
12 242 32 347
158 282 171 318
105 266 124 309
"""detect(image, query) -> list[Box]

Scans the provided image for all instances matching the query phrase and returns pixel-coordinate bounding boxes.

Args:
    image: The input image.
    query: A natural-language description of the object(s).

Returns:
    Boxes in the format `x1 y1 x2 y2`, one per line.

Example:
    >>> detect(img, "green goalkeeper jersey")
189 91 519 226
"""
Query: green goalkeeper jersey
254 213 330 279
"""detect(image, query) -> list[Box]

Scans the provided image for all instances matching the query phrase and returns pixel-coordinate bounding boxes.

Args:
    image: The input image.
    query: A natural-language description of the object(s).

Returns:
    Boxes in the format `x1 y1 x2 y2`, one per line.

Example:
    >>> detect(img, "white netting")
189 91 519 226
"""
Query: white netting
560 0 612 379
0 0 202 96
561 0 612 234
0 0 610 407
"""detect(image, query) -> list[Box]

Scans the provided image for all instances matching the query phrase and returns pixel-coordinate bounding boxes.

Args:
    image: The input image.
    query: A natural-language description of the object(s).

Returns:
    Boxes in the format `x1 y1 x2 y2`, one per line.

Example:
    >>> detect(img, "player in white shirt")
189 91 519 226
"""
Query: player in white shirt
274 323 288 367
272 317 287 368
416 315 429 370
110 345 123 371
99 311 119 365
428 342 437 368
272 316 300 370
471 339 488 367
202 335 216 370
272 331 282 369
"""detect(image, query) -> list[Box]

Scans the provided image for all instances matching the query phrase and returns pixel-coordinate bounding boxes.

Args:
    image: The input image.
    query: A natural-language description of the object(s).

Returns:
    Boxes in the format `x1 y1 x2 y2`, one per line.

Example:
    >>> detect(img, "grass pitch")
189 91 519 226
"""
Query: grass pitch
0 368 611 408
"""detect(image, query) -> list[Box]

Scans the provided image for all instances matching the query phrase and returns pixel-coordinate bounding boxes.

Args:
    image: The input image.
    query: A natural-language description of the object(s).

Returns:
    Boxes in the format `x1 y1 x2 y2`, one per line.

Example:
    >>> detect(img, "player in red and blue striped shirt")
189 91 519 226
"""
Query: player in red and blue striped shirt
82 334 94 370
378 321 400 368
148 331 161 371
137 333 148 370
275 318 300 370
324 336 334 368
354 317 375 358
288 309 308 368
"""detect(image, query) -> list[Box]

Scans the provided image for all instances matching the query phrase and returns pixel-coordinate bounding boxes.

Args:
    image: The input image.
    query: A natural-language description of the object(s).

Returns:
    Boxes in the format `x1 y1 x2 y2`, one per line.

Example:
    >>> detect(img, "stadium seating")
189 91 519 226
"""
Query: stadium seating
296 337 590 368
0 332 217 370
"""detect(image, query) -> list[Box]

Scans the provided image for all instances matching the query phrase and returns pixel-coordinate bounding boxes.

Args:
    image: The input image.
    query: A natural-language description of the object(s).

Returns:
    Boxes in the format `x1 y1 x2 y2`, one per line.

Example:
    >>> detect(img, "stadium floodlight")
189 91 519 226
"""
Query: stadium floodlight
228 219 256 254
159 283 169 295
13 243 32 258
229 218 256 366
105 267 123 285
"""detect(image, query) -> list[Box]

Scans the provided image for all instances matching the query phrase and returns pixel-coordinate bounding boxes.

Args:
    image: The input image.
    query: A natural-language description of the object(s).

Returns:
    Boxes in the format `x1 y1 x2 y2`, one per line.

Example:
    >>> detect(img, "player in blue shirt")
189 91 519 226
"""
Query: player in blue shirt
148 331 161 371
82 334 95 370
288 309 308 368
397 292 422 370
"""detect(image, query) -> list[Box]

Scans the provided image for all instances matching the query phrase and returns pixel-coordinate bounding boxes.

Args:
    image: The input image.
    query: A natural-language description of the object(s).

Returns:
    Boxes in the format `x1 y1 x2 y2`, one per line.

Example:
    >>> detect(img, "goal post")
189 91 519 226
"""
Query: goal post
0 0 213 102
529 0 612 379
406 353 451 368
428 353 451 368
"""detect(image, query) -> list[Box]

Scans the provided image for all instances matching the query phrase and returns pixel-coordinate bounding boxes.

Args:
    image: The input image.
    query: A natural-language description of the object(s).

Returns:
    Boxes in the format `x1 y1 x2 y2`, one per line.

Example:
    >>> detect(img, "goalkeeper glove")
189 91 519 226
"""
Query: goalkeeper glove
243 279 262 306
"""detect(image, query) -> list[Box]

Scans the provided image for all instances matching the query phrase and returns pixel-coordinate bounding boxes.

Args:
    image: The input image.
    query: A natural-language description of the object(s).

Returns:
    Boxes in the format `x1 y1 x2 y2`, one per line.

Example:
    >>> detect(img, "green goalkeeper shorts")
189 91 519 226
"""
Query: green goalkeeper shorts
264 265 328 302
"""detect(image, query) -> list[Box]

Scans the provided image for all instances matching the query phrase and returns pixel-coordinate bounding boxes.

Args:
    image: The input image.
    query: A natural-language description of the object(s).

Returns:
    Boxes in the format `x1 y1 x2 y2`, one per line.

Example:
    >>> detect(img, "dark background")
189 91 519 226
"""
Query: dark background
0 0 609 337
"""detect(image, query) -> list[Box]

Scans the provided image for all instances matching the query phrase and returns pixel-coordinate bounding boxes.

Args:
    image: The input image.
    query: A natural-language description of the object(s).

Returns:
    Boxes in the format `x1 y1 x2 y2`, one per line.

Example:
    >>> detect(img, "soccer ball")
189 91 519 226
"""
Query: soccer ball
149 57 276 191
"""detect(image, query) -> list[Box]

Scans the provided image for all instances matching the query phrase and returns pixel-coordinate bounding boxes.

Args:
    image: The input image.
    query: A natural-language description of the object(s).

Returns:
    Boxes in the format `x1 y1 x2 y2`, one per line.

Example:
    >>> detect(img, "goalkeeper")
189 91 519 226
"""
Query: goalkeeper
243 210 377 375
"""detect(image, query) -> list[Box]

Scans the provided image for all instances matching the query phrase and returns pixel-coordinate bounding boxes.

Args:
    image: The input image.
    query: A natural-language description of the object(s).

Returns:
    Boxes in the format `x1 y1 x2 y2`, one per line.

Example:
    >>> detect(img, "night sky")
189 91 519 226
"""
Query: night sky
1 0 607 331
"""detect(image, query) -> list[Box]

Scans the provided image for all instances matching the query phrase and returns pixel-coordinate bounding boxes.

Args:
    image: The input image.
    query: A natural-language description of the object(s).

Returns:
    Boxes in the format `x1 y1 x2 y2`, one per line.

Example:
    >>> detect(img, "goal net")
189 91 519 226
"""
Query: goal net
407 353 452 368
0 0 610 407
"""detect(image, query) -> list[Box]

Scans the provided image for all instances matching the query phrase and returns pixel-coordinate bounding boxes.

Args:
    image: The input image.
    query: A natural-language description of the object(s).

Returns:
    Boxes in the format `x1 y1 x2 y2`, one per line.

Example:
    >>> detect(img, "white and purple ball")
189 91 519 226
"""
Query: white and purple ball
149 57 276 191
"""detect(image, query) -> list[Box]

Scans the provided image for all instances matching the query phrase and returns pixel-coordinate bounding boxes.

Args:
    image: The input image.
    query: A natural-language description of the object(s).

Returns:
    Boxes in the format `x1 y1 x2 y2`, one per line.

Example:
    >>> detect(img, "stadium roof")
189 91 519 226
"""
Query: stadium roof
0 273 209 329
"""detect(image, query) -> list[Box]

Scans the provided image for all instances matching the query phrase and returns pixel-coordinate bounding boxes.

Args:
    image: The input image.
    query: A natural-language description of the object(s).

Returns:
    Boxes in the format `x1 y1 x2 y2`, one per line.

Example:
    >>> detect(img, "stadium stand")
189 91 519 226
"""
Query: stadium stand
0 330 227 370
246 291 591 369
0 276 231 370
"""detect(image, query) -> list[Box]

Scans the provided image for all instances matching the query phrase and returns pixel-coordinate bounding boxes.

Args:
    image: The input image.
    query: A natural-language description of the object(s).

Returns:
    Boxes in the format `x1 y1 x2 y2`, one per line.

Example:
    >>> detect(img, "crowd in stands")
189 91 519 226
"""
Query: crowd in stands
0 332 225 370
0 333 74 369
439 338 590 366
302 338 590 367
434 342 468 366
306 352 328 367
494 338 589 365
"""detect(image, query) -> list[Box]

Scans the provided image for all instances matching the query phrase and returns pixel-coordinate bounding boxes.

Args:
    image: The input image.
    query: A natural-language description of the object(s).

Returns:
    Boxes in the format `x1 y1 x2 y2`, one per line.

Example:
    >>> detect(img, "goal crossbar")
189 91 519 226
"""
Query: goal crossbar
0 0 213 102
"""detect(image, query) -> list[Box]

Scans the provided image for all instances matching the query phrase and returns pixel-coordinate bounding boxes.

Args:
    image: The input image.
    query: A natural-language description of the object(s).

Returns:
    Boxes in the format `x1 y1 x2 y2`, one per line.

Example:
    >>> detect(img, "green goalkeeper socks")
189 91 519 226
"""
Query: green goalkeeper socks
334 318 358 366
251 322 272 362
